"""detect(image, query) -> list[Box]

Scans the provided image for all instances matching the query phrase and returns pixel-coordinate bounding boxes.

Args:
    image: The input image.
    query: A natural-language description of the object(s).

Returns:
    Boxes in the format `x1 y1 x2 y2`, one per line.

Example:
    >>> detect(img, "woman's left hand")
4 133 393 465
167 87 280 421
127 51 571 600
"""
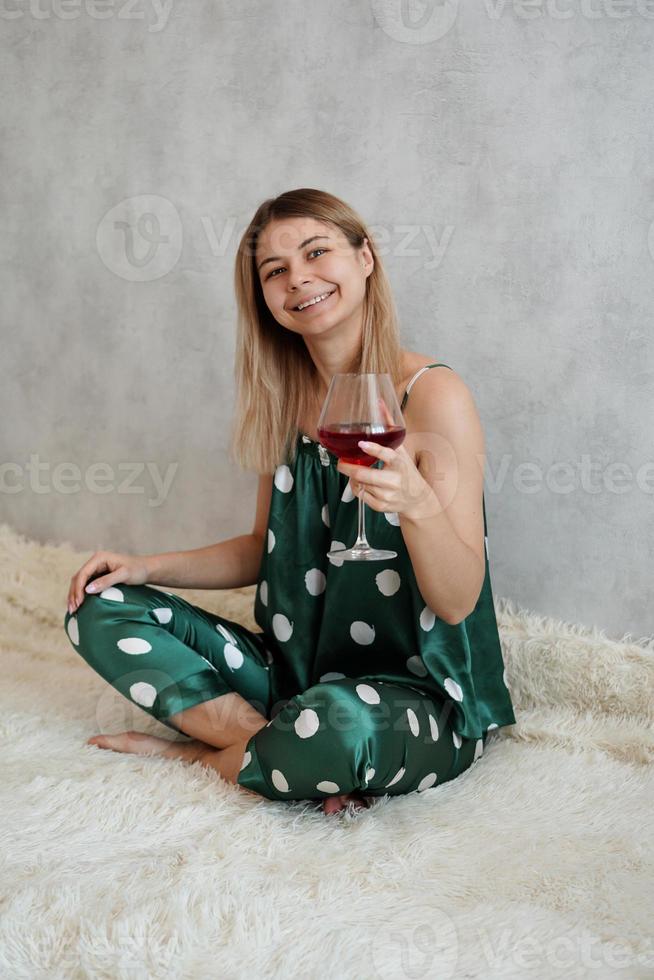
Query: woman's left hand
336 396 442 523
337 440 438 520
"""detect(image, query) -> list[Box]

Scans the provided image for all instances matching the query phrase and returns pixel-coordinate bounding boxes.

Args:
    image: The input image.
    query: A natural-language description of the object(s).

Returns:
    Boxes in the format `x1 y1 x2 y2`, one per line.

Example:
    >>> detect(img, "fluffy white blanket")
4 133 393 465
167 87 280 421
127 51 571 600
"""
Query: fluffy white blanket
1 523 652 979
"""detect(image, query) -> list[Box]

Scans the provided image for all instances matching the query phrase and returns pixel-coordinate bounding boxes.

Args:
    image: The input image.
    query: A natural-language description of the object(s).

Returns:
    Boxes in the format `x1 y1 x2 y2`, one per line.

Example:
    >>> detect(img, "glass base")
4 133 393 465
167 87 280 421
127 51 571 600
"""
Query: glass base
327 545 398 562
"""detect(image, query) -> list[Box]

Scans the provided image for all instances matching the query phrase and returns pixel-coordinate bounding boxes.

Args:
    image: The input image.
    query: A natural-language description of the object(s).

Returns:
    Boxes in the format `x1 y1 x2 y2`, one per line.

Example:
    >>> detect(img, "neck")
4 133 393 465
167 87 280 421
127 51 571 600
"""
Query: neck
302 308 363 393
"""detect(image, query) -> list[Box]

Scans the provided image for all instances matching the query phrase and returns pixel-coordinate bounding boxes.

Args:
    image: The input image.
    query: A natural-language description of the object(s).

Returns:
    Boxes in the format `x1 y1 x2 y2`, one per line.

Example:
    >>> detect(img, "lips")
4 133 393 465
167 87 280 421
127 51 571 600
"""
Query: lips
291 288 336 312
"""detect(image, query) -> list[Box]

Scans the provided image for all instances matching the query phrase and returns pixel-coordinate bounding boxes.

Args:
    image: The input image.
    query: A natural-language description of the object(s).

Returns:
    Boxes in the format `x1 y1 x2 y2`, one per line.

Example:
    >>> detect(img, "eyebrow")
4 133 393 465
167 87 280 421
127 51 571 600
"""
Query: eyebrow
257 235 330 273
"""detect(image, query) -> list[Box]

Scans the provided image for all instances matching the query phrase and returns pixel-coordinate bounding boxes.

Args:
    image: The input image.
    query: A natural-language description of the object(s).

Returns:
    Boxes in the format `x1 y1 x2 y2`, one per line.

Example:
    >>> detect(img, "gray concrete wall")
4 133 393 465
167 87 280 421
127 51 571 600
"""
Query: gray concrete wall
2 1 652 641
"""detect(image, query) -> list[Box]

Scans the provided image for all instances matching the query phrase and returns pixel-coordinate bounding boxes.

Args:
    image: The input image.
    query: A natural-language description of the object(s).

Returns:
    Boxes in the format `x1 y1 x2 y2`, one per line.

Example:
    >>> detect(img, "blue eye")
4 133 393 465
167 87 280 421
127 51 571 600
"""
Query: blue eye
266 247 327 280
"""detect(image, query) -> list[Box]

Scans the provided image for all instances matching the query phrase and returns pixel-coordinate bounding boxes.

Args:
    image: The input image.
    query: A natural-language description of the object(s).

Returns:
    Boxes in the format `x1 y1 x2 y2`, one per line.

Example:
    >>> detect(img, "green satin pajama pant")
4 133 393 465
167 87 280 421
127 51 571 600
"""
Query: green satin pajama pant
63 584 488 802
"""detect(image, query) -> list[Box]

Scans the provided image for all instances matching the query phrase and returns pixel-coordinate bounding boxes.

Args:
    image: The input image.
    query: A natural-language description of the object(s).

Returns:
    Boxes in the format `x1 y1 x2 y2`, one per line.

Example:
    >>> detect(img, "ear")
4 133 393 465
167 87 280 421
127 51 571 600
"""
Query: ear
361 237 374 276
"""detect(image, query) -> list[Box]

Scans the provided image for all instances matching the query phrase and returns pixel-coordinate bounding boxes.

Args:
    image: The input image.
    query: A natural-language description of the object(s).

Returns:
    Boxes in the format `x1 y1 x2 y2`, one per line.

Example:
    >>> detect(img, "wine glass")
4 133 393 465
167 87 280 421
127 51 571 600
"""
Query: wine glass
317 373 406 561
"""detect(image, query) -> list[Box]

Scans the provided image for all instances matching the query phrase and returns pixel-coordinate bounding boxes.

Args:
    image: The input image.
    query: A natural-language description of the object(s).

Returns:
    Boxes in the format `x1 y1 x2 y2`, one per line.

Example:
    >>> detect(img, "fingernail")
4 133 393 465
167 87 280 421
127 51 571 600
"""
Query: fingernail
358 440 371 448
86 583 96 592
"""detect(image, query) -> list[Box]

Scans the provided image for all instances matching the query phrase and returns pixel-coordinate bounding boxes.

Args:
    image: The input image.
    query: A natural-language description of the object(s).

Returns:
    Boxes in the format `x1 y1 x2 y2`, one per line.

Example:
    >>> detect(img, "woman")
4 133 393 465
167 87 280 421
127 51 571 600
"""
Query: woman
64 188 516 816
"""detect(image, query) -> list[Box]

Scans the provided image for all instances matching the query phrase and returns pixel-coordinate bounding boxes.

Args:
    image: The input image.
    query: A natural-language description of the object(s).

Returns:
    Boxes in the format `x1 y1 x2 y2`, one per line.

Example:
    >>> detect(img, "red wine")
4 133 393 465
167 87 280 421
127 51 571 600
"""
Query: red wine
317 423 406 466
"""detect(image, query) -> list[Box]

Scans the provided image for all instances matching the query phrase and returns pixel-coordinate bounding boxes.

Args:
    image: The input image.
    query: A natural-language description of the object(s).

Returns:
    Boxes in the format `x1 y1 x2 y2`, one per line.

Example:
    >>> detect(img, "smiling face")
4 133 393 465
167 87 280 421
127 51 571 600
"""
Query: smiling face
255 217 373 336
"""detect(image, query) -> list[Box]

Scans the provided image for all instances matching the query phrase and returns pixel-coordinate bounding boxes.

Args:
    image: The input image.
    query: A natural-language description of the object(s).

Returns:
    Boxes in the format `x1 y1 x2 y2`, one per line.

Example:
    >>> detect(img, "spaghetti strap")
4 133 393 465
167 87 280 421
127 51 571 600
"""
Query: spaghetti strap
400 362 453 411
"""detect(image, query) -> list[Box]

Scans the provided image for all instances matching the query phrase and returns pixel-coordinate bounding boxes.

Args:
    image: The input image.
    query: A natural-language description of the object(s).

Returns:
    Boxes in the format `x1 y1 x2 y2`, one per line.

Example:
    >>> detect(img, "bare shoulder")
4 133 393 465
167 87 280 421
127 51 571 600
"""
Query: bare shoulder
401 355 483 462
399 351 473 411
407 360 479 418
399 351 461 384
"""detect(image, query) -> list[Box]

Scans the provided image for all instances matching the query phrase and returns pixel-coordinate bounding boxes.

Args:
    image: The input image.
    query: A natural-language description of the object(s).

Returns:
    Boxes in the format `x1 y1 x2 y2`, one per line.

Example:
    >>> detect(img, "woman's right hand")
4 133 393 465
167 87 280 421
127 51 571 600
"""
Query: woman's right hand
67 551 151 614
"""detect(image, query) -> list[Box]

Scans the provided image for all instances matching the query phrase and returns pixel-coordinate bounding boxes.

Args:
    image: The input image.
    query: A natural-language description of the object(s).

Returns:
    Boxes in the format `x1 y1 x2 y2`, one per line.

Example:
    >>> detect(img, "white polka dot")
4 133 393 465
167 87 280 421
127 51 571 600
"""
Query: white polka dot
295 708 320 739
316 780 340 793
350 621 375 645
375 569 401 597
267 529 276 553
66 616 79 646
305 568 326 596
272 613 294 642
152 607 172 624
406 655 428 677
417 772 438 792
223 643 244 670
420 606 436 631
318 445 330 466
320 672 346 682
215 624 237 645
428 714 440 741
117 637 152 655
328 541 347 566
99 587 124 602
274 464 294 493
259 580 268 607
385 767 405 788
407 708 420 737
356 683 380 705
444 677 463 701
301 434 312 444
129 682 157 707
265 647 274 665
452 731 462 749
384 511 400 526
341 480 355 503
321 504 330 528
487 722 498 731
503 667 509 688
365 767 375 784
473 738 484 762
272 769 290 792
240 750 252 772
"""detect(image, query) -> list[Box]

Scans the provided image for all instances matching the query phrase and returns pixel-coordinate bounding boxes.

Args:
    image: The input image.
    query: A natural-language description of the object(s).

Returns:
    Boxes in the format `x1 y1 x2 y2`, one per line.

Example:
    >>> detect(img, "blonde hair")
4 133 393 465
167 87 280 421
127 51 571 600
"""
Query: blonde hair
229 188 405 474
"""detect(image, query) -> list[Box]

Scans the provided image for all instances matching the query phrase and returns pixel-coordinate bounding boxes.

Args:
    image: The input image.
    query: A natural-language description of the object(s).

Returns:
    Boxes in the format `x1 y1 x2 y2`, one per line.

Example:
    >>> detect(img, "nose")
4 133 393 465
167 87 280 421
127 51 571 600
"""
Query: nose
283 256 312 288
288 269 312 291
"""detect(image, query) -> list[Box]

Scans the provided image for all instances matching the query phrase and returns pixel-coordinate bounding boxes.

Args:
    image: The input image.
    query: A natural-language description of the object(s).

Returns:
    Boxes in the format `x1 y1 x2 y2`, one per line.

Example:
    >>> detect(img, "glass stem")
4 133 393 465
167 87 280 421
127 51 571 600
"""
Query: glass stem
353 496 371 550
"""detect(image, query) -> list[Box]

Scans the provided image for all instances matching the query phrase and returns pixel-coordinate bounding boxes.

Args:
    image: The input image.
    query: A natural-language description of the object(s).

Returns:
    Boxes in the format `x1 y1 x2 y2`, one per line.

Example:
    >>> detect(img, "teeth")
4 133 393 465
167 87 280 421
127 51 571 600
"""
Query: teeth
295 290 333 311
297 293 328 311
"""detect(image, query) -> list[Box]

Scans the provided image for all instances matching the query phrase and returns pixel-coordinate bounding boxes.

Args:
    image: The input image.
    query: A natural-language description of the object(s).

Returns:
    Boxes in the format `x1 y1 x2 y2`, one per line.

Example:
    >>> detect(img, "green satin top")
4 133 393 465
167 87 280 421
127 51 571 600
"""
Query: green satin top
254 363 516 740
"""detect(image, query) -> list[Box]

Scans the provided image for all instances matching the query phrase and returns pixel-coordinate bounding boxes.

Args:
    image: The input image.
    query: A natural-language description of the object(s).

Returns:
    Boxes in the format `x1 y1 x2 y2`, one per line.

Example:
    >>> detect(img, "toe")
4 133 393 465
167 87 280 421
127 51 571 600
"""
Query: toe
322 795 346 815
88 734 119 751
87 733 130 752
323 793 358 815
322 792 370 815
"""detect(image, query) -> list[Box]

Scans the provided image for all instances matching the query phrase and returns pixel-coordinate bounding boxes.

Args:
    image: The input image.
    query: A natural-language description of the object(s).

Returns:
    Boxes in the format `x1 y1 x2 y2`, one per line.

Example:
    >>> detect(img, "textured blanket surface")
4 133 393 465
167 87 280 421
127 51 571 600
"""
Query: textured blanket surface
1 522 652 979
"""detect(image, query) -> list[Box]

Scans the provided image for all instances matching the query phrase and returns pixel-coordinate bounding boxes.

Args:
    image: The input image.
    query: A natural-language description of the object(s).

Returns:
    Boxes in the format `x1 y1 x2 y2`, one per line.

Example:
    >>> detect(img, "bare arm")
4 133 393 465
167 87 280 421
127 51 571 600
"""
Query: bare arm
144 473 274 591
143 534 265 591
67 476 274 612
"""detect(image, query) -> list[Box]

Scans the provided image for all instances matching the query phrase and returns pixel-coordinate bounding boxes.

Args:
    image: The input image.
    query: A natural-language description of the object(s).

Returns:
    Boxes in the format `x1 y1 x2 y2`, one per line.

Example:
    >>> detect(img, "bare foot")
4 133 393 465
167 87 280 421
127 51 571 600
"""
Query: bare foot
322 792 370 816
87 730 208 763
88 734 371 811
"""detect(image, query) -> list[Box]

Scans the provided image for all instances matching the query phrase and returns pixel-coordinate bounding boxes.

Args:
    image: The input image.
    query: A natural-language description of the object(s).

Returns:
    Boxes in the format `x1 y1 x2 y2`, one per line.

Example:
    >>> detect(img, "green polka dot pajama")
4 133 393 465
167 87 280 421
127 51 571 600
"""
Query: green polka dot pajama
63 363 516 802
